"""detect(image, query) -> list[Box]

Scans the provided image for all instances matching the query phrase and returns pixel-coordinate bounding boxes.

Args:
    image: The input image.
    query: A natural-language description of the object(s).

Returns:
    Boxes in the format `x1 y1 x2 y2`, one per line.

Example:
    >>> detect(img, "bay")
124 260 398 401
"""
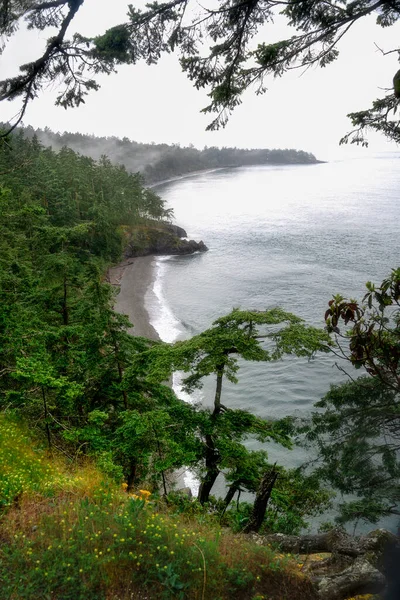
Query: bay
145 155 400 528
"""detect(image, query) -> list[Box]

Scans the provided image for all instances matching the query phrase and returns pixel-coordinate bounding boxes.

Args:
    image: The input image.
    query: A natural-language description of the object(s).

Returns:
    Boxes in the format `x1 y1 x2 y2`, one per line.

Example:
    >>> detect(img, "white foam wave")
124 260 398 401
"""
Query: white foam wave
145 257 201 495
172 371 204 406
147 258 182 343
181 469 200 498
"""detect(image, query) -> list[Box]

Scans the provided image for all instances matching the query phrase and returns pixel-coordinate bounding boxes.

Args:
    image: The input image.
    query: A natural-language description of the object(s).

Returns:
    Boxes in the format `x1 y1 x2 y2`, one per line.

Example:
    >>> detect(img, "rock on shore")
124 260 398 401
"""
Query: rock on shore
124 221 208 258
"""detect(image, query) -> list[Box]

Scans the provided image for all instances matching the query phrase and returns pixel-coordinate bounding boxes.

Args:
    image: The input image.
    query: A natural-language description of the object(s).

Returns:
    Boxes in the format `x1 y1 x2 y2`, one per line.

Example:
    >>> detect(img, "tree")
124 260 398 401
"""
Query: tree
131 308 331 503
0 130 176 468
325 268 400 393
1 1 400 142
306 269 400 525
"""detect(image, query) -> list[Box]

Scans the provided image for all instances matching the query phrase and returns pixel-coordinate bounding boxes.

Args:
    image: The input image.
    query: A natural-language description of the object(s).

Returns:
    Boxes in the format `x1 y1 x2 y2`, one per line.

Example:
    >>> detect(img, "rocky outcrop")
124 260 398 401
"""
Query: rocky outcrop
316 557 386 599
159 223 188 238
124 222 208 258
250 528 400 600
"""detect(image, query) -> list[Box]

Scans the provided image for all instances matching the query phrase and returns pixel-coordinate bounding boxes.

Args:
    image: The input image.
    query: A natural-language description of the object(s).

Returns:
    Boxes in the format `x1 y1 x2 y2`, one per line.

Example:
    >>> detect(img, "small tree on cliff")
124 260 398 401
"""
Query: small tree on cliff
131 307 331 503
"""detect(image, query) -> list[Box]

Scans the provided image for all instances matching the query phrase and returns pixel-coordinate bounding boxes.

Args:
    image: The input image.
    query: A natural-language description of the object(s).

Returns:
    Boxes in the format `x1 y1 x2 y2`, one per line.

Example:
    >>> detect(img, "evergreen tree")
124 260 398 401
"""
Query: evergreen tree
130 308 331 503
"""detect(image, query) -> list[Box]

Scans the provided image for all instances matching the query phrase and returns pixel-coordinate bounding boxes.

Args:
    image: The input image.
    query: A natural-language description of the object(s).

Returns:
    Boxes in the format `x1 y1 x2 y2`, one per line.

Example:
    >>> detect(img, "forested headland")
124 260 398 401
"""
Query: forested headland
21 125 320 184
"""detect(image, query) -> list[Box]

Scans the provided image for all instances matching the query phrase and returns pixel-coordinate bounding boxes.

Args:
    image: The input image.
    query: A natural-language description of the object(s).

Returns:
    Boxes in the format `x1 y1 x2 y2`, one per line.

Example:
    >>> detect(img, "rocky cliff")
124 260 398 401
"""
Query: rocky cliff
123 222 208 258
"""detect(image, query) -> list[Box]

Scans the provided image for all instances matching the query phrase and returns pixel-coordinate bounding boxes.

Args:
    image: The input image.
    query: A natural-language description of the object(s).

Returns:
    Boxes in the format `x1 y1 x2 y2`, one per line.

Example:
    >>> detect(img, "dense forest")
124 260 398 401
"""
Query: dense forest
21 125 320 184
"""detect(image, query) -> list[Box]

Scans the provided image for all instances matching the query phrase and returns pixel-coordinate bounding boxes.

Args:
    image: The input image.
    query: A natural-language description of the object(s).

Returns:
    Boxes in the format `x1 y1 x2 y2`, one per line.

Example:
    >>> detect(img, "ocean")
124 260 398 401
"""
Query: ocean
144 155 400 528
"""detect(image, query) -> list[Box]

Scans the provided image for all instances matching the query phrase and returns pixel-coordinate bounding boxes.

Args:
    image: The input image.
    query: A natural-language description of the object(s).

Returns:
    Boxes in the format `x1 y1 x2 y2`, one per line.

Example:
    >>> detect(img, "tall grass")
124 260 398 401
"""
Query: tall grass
0 415 317 600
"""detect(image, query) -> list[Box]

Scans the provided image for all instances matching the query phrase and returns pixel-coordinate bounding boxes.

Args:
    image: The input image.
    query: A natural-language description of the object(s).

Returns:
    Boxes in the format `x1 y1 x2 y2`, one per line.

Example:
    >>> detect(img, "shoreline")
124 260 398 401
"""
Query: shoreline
147 167 224 189
146 161 325 189
109 256 160 341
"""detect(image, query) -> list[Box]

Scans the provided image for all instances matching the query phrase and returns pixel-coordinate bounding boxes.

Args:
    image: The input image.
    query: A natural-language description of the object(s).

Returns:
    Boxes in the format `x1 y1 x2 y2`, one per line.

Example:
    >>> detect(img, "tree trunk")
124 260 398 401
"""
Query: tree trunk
127 460 137 492
213 365 224 415
219 481 241 518
257 528 400 558
242 466 278 533
198 434 220 504
42 386 52 454
223 482 241 508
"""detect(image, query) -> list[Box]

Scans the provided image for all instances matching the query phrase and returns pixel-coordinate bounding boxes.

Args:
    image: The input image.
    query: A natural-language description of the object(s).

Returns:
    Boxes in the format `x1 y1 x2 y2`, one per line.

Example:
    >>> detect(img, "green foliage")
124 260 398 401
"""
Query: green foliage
306 271 400 524
307 376 400 524
0 414 55 510
1 1 399 142
130 307 330 505
0 130 198 493
325 268 400 389
0 413 105 511
0 422 316 600
0 490 310 600
133 308 330 389
94 25 132 63
222 468 332 536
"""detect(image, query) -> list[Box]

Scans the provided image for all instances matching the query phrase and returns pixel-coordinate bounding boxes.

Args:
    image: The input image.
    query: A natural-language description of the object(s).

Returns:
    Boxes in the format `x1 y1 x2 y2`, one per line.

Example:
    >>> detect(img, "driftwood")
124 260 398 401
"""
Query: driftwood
250 528 400 600
259 530 348 554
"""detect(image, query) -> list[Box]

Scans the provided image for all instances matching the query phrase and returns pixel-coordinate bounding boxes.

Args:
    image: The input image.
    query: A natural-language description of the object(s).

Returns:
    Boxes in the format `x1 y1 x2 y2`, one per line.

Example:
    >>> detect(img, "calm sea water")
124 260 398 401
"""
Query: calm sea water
145 155 400 528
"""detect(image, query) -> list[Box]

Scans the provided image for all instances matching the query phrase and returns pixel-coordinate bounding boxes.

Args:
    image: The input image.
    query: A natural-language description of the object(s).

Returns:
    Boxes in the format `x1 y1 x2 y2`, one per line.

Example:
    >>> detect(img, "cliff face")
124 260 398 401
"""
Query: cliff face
123 222 208 258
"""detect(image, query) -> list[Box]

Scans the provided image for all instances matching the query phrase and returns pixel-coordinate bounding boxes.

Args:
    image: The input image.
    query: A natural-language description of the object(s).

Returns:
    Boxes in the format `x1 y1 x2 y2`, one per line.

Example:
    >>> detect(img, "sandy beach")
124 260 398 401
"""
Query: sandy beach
110 256 159 341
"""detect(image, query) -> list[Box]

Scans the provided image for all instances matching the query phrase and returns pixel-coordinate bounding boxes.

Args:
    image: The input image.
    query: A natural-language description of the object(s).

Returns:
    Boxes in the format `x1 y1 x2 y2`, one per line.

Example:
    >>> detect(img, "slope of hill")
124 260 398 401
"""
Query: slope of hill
0 414 316 600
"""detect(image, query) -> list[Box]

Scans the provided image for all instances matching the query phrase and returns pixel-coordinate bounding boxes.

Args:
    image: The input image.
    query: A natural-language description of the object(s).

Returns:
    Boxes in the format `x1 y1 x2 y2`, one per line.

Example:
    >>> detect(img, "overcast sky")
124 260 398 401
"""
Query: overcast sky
2 0 400 160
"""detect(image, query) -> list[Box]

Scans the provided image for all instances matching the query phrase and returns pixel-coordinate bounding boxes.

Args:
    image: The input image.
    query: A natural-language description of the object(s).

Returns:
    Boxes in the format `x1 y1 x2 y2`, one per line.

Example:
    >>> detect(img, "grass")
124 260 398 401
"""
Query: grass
0 414 318 599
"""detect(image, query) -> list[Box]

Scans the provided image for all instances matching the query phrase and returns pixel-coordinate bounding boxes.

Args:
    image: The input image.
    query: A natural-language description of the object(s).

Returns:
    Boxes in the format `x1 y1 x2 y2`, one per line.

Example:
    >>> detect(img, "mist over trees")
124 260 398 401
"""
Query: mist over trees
20 125 319 184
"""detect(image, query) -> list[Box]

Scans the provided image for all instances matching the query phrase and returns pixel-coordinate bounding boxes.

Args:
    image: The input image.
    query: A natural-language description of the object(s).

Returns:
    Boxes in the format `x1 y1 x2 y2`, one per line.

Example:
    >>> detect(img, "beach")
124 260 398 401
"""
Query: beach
110 256 159 341
110 255 194 493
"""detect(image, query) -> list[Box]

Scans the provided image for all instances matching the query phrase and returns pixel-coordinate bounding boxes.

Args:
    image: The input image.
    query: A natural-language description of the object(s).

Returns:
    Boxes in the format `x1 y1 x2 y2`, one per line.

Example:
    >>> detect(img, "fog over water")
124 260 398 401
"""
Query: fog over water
145 155 399 527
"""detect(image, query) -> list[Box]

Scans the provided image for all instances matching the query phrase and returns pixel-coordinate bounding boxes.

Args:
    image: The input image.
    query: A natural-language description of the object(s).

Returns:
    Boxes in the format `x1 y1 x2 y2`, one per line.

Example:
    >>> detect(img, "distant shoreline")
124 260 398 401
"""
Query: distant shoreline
147 167 224 189
146 161 325 189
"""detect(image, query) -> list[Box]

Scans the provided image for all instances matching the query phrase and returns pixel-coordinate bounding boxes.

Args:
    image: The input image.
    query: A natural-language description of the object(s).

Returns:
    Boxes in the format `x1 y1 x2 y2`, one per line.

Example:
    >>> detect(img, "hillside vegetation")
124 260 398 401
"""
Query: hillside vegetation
0 414 317 600
0 128 331 532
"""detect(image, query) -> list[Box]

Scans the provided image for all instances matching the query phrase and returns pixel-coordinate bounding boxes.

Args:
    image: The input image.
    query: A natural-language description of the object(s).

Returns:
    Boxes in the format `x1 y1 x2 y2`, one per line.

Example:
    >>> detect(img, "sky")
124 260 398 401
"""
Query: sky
1 0 400 161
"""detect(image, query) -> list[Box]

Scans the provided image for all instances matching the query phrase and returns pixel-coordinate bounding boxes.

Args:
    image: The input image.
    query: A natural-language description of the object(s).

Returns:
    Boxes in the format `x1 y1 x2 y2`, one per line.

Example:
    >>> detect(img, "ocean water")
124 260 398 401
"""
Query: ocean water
145 155 400 526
